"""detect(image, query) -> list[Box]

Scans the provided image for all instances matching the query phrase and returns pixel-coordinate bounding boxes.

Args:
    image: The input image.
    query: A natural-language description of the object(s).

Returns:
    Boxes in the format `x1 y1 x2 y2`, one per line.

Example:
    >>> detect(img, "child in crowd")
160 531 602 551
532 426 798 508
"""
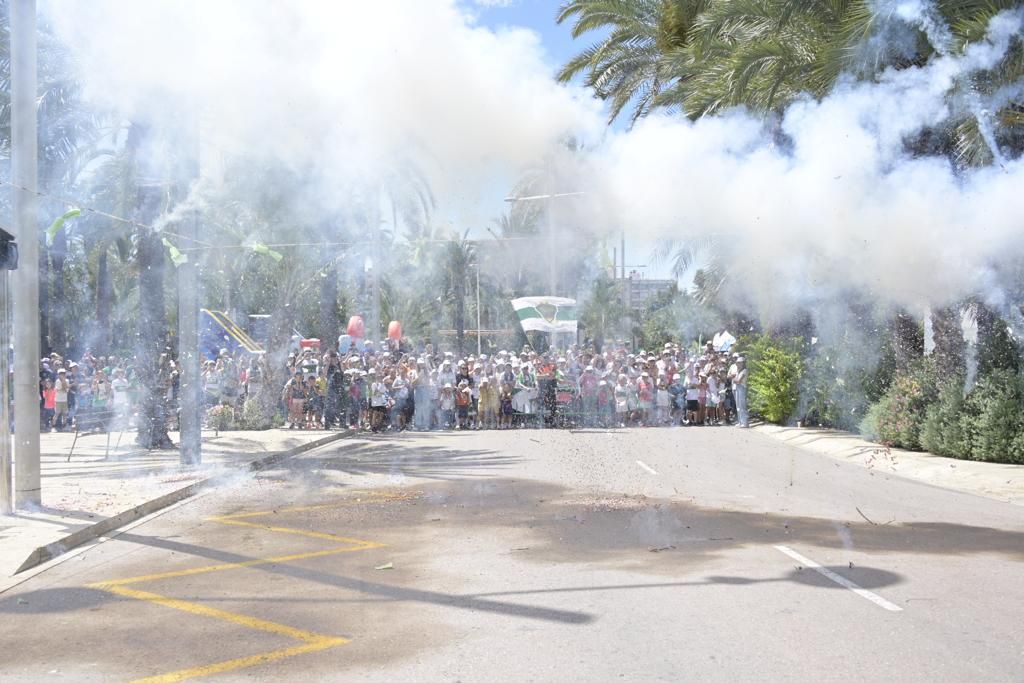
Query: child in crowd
614 374 630 427
655 376 671 425
499 384 514 429
479 377 498 429
455 379 471 429
42 379 56 430
440 383 456 428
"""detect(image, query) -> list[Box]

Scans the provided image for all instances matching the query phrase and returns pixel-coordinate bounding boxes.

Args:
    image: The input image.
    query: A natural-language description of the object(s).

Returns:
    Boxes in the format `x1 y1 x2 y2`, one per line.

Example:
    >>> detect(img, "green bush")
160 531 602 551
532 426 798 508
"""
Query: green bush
960 370 1024 463
920 382 968 457
206 404 236 431
861 360 938 449
237 396 272 430
799 349 873 431
746 335 802 424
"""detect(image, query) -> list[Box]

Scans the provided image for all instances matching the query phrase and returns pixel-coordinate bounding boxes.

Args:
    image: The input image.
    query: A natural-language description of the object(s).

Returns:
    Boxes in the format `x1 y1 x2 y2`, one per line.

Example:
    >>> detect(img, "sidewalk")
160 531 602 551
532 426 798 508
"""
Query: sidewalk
754 424 1024 506
0 428 346 581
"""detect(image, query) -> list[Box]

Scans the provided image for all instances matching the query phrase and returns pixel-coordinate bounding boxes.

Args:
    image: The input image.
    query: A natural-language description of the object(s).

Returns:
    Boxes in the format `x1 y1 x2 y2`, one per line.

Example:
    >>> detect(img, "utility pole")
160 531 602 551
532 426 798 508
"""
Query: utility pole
11 0 41 508
547 203 556 296
177 125 202 466
0 270 11 514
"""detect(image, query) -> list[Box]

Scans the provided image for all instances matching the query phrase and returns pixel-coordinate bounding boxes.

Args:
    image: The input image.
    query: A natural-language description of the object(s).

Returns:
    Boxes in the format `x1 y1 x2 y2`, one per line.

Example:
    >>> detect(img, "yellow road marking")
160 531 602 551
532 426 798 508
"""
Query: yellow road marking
132 639 343 683
103 585 344 643
214 490 417 520
213 516 388 543
91 489 401 681
91 542 384 587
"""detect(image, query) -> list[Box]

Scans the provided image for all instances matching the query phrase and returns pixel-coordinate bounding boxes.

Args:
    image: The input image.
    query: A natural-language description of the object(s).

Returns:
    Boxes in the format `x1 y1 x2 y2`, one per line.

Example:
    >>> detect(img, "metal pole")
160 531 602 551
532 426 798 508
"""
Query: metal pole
547 201 556 295
476 260 481 356
0 272 12 514
11 0 41 508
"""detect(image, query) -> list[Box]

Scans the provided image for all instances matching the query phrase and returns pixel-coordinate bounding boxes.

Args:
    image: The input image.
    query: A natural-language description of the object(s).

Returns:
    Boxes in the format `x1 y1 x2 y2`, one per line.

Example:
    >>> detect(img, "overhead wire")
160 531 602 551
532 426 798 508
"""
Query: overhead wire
0 178 542 252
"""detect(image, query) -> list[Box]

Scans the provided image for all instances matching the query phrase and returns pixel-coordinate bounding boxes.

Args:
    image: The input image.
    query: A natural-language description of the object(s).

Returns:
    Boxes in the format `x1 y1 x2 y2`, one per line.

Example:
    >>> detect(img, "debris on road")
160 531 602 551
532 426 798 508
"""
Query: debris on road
649 545 676 553
374 562 394 570
855 506 895 526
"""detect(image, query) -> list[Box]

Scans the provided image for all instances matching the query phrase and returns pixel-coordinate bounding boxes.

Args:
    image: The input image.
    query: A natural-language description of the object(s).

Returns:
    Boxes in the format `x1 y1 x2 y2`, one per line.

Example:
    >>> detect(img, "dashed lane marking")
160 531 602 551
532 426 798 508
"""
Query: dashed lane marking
636 460 659 475
774 545 903 612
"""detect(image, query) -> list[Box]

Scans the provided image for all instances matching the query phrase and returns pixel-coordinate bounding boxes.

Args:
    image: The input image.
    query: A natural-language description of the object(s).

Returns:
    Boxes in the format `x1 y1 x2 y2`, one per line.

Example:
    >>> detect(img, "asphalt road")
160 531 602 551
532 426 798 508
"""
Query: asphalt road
1 427 1022 682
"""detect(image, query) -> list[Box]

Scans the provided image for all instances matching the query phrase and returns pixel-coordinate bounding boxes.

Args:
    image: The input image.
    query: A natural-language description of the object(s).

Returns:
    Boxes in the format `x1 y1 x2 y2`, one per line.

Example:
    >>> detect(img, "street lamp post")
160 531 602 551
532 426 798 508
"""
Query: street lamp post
504 191 584 295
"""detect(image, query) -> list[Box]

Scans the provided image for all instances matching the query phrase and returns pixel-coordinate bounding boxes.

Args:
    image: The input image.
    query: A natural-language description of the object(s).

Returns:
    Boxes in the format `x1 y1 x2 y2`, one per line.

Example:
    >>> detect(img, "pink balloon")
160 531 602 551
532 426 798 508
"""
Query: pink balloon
347 315 365 339
388 320 402 340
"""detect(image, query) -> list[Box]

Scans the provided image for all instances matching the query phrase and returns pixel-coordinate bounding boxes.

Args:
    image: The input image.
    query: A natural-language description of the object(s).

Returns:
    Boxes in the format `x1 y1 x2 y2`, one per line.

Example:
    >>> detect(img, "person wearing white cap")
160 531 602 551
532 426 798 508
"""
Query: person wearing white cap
368 369 389 432
439 383 456 428
438 359 456 390
637 371 654 425
614 373 630 427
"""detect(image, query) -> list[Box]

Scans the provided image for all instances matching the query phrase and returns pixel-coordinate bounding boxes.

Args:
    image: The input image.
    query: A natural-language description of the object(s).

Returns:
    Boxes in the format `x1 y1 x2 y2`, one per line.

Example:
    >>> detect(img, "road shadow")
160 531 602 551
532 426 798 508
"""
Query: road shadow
266 439 522 484
369 478 1024 575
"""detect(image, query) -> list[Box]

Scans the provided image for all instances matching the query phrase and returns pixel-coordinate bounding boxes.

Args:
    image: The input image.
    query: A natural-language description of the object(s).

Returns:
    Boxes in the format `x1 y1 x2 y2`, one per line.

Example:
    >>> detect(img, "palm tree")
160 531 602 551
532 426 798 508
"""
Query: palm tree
556 0 706 125
440 231 475 355
580 273 627 348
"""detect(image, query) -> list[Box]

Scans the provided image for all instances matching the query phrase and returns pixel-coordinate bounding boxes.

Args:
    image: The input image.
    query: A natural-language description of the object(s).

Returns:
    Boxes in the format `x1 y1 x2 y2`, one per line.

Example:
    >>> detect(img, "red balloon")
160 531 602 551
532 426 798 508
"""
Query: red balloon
347 315 365 339
388 320 402 340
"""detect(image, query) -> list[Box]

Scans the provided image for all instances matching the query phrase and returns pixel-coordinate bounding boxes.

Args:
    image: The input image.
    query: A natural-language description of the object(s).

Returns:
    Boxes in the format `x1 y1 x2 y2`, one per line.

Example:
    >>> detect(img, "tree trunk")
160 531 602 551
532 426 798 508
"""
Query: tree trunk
893 310 923 373
931 305 966 379
259 278 298 425
49 226 67 354
39 231 50 355
135 225 173 449
96 246 113 351
454 275 465 356
320 259 339 345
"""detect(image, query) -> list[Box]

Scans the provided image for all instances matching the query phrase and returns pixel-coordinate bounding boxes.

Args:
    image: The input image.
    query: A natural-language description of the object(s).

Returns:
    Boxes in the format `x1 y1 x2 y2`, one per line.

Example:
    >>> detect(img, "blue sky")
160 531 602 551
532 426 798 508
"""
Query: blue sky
463 1 672 281
470 0 581 69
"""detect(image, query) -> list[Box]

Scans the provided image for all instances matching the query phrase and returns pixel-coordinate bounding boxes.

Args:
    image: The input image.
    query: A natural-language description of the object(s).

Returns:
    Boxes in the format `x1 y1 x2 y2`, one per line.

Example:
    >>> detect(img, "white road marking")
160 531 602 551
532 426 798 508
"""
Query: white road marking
636 460 659 475
774 545 902 612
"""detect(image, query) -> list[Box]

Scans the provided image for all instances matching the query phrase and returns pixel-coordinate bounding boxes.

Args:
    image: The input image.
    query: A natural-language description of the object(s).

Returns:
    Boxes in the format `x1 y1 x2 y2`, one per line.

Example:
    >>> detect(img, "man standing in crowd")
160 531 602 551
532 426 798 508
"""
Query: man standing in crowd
732 356 749 428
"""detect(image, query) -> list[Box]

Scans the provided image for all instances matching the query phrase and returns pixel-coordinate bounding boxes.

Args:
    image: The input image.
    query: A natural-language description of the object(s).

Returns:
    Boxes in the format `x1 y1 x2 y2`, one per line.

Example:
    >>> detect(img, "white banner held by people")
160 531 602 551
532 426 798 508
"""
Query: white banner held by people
511 296 577 334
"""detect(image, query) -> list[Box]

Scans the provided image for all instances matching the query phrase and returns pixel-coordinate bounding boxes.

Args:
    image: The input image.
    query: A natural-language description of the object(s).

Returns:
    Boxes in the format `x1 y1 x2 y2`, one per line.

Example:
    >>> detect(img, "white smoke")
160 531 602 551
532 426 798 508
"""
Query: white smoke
586 7 1024 321
44 0 601 215
43 0 1024 324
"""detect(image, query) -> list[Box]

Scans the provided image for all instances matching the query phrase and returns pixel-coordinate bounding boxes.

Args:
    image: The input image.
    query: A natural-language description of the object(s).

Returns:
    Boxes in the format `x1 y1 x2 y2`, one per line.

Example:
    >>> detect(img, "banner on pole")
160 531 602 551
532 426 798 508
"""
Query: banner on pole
511 296 577 334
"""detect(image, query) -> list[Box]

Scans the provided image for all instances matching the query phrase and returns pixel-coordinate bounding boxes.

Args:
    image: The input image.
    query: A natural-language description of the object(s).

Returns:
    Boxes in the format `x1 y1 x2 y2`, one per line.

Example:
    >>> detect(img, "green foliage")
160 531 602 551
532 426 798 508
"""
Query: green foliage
864 355 1024 464
559 0 1023 162
860 359 939 450
237 396 275 430
920 382 968 457
976 311 1020 376
745 334 802 424
46 209 82 245
206 404 236 431
799 348 871 431
960 370 1024 463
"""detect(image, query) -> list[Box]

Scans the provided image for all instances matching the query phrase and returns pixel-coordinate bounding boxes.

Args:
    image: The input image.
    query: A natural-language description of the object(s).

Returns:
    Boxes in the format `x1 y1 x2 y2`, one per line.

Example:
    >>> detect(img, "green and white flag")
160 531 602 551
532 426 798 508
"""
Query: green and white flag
511 296 577 334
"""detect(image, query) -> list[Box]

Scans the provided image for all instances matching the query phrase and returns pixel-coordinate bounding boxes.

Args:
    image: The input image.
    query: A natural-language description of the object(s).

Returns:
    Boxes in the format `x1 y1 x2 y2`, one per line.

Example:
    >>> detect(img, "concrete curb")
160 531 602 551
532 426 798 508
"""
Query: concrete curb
14 430 352 575
751 423 1024 506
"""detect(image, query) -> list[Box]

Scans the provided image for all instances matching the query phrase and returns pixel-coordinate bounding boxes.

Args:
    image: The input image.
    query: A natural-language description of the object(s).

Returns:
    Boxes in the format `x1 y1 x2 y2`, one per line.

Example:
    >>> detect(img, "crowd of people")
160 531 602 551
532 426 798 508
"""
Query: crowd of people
276 339 750 432
37 351 158 432
35 338 751 435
